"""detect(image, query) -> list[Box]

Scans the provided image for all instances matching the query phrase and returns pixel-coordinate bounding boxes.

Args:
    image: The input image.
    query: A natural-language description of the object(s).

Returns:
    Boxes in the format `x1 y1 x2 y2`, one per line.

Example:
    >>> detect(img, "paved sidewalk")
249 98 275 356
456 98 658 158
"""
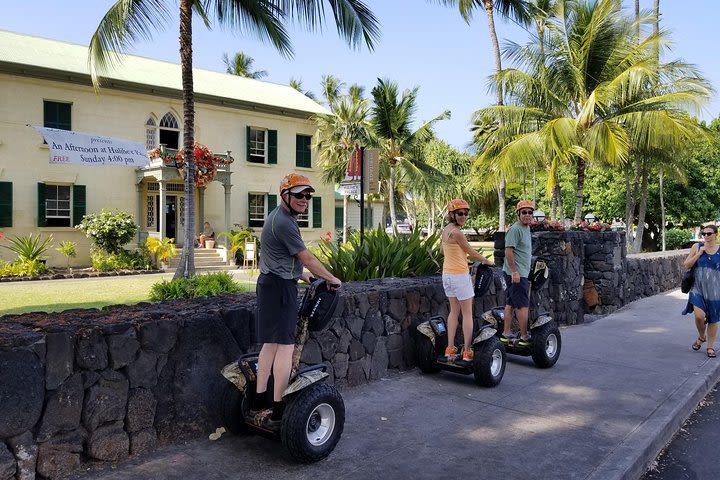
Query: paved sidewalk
69 289 720 480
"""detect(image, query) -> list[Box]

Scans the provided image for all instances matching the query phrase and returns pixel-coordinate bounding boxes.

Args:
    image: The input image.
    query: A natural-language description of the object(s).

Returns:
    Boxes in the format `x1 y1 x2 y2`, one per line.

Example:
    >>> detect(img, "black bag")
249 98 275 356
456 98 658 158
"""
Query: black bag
299 279 340 332
681 242 703 294
472 263 493 297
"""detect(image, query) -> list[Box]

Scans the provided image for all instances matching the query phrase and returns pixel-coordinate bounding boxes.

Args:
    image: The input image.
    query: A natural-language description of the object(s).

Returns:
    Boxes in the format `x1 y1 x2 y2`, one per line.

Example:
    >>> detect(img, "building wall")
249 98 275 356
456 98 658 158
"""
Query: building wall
0 73 333 266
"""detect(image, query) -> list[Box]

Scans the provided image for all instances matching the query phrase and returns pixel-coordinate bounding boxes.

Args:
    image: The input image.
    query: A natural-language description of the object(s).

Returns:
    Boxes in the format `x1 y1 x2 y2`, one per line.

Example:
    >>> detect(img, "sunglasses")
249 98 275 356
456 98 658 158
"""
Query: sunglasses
702 231 715 236
454 211 469 217
289 192 312 200
519 210 534 215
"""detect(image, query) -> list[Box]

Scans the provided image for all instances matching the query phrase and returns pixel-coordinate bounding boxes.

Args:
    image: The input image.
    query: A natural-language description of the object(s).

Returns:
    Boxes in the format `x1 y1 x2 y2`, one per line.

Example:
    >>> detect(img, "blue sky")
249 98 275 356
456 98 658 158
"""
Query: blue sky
2 1 718 150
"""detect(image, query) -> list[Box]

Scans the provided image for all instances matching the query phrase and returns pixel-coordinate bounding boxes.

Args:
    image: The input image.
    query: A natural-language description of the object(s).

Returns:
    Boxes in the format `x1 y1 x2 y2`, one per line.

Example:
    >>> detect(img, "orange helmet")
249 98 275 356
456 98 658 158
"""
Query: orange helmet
448 199 470 212
280 173 315 194
516 200 535 212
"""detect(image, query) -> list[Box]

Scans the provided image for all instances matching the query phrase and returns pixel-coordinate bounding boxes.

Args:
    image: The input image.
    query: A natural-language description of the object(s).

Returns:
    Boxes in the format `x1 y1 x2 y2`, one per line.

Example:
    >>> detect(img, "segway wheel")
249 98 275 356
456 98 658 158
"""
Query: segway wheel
281 383 345 463
531 321 562 368
472 336 506 387
221 383 249 435
416 336 441 373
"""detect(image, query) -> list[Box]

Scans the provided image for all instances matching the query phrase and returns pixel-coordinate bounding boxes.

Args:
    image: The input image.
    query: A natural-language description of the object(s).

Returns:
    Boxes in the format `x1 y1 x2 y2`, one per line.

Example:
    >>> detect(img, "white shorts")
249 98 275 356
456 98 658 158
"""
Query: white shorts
442 272 474 301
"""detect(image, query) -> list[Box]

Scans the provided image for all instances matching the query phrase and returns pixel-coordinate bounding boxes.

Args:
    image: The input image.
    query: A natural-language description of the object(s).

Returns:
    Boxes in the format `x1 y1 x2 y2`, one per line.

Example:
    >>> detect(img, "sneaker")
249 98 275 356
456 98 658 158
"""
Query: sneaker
462 348 474 362
500 334 515 344
517 336 531 347
444 345 459 360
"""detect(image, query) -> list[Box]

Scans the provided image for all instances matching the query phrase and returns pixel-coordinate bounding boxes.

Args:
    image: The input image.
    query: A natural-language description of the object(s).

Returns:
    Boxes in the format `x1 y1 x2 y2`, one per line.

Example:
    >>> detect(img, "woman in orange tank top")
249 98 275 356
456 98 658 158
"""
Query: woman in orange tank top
441 199 494 362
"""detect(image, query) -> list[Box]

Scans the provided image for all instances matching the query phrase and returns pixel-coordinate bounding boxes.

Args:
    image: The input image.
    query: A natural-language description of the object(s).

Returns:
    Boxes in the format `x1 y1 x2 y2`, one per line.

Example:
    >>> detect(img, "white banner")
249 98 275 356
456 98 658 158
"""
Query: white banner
32 126 149 167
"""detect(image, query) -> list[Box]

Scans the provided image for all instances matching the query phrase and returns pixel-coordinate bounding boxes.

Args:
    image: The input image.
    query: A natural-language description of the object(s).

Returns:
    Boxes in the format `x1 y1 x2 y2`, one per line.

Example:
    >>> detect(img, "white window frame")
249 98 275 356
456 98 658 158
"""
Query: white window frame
249 193 267 227
297 208 311 228
159 112 181 149
45 184 72 227
249 128 267 164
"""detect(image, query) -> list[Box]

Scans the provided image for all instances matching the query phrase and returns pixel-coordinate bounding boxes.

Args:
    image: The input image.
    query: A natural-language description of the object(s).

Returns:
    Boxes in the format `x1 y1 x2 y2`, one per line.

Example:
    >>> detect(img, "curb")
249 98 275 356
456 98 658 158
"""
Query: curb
586 358 720 480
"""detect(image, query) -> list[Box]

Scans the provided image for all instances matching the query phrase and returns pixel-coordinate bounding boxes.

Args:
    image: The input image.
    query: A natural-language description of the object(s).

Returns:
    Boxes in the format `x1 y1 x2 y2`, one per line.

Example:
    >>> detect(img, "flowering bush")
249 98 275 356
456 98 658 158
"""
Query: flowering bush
530 219 565 232
568 220 612 232
76 209 138 253
150 144 232 188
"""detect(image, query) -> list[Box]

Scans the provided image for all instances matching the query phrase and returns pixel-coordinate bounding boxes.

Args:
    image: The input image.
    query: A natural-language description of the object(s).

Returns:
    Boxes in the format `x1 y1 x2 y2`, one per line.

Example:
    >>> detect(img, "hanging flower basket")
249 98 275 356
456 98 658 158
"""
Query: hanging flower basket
150 144 232 188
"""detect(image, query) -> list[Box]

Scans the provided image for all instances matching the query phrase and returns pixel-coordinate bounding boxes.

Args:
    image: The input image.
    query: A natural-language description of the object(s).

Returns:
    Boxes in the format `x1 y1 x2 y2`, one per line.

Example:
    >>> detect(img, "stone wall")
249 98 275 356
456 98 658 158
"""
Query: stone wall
0 235 689 478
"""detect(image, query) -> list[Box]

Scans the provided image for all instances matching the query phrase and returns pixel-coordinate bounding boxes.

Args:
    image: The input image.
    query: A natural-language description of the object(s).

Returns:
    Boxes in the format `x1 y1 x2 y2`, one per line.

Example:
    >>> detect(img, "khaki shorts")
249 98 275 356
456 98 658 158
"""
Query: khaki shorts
442 272 474 301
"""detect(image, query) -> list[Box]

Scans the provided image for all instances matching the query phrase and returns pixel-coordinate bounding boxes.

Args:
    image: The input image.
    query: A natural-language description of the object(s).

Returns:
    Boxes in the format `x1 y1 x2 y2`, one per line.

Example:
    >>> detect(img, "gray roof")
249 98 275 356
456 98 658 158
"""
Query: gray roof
0 29 329 118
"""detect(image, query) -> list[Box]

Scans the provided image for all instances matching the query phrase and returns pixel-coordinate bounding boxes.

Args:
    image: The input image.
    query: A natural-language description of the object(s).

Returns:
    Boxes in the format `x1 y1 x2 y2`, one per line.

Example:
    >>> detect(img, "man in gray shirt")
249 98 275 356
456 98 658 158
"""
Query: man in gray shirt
502 200 534 346
254 173 341 422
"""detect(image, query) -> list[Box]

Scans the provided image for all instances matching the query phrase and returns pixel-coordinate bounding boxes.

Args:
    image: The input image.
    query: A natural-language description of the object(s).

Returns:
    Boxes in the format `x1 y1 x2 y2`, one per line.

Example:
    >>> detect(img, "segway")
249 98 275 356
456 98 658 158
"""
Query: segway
415 262 506 387
484 258 562 368
221 278 344 463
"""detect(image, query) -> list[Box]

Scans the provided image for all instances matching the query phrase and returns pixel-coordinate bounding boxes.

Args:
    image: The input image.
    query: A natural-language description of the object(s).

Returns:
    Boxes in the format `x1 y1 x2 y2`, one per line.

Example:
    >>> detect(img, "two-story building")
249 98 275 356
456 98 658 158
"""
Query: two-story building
0 29 334 267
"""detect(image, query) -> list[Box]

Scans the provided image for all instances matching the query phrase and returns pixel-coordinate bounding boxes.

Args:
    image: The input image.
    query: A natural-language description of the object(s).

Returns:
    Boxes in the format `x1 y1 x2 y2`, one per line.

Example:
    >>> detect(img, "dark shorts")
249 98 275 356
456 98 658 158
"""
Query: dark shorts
256 273 298 344
504 274 530 309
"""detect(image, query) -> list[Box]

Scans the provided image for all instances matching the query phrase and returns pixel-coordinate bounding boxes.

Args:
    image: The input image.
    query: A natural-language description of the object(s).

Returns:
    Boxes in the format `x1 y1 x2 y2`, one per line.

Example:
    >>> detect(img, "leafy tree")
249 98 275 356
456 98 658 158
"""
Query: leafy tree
289 77 316 99
222 51 268 78
89 0 380 279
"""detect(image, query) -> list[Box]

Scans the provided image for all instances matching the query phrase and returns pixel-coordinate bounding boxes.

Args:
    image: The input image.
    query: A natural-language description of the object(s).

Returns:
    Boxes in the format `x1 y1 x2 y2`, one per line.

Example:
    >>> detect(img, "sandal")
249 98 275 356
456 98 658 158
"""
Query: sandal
708 348 717 358
692 337 706 351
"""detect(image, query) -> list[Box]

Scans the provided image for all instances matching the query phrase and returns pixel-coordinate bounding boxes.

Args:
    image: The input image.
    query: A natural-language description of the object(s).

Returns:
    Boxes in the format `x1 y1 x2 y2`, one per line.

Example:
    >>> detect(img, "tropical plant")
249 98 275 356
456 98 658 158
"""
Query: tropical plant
90 0 380 279
471 0 711 241
56 241 77 269
665 228 692 250
90 248 151 272
289 77 316 100
222 51 268 79
146 237 179 268
2 233 54 263
370 78 450 234
217 226 258 265
149 272 245 300
0 259 49 277
76 209 138 254
314 227 442 281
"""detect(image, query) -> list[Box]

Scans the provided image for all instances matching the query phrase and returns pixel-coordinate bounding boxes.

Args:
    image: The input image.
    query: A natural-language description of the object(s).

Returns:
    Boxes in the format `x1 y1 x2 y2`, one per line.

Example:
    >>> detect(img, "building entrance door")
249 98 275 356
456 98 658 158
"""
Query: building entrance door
165 196 177 240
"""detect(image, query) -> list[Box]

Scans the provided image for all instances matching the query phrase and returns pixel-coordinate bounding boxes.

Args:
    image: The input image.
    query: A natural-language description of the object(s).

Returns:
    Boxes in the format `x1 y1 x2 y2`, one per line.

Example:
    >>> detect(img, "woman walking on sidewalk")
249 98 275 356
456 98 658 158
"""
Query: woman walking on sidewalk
683 224 720 358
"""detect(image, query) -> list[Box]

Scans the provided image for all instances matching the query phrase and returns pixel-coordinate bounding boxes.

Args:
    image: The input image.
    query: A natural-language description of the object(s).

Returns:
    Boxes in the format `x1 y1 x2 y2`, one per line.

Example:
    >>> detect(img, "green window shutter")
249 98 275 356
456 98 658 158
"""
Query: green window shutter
246 126 251 162
0 182 12 227
312 196 322 228
247 192 252 222
73 184 86 226
268 194 277 212
268 130 277 164
334 207 343 229
295 135 311 168
37 182 46 227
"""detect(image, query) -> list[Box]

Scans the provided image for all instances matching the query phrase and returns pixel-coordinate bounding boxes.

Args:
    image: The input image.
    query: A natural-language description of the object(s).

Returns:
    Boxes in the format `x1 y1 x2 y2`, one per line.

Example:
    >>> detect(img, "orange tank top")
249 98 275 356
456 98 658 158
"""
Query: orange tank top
442 228 468 274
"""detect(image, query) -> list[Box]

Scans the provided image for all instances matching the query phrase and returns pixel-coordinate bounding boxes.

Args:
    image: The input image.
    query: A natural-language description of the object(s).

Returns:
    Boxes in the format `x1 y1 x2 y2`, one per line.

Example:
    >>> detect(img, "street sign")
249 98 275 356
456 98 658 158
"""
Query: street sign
339 182 360 196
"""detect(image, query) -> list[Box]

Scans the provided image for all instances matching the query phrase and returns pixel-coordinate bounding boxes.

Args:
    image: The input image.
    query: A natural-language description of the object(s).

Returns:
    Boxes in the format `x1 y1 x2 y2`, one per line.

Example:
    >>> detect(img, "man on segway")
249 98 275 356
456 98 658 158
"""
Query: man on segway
501 200 534 346
254 173 342 423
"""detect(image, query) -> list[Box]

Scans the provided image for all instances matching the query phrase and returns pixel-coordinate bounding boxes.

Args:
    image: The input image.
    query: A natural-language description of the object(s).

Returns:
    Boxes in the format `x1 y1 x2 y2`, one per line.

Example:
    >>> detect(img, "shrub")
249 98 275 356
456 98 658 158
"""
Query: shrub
76 209 138 253
149 272 245 301
665 228 693 250
0 259 49 277
91 249 151 272
314 227 442 281
56 241 77 269
145 237 178 268
217 226 258 265
2 233 53 262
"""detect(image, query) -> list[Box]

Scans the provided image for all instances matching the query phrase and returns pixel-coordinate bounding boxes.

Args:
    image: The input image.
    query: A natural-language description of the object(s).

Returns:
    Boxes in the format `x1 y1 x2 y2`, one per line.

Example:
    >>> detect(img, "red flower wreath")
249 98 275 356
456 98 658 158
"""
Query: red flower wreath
150 144 232 188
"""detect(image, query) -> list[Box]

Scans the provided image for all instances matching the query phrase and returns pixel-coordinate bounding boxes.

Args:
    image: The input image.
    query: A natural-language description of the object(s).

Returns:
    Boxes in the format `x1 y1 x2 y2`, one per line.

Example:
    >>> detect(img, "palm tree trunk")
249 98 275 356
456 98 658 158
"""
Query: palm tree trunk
632 159 649 254
624 159 641 249
175 0 196 279
573 157 586 222
343 194 349 243
389 162 398 234
484 0 507 231
555 183 564 223
659 171 666 251
429 202 435 234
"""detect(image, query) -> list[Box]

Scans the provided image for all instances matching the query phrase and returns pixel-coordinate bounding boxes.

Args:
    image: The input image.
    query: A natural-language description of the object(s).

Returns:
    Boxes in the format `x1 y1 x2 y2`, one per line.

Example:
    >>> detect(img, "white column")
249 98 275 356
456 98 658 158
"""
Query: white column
159 180 167 240
223 182 233 247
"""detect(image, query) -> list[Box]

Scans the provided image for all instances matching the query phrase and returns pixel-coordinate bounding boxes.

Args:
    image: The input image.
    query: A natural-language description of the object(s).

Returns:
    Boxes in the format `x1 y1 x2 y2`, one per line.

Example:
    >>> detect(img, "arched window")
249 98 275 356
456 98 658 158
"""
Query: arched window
159 112 180 149
145 117 157 150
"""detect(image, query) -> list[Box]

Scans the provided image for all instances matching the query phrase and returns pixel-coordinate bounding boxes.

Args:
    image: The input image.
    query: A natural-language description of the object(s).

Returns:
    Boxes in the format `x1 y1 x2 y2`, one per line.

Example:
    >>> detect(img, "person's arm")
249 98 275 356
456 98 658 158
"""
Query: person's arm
296 249 342 287
683 243 705 269
451 230 492 265
505 246 520 283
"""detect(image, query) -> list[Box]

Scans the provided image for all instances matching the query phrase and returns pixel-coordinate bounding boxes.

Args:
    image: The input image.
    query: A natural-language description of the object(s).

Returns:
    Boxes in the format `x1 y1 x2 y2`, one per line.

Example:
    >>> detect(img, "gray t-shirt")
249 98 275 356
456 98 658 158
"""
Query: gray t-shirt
503 221 532 278
259 206 306 280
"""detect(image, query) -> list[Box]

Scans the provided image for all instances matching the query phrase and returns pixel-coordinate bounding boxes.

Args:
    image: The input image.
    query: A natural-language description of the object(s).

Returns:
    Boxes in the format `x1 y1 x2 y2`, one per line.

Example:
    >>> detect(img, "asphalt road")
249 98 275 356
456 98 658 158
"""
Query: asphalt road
642 381 720 480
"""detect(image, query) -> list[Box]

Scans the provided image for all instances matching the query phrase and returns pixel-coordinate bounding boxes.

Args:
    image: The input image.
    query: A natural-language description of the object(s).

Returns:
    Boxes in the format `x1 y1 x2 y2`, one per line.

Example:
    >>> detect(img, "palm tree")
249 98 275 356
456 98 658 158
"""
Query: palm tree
89 0 380 278
370 78 450 234
435 0 530 231
289 78 316 100
222 51 268 79
314 92 373 242
472 0 710 231
320 74 345 106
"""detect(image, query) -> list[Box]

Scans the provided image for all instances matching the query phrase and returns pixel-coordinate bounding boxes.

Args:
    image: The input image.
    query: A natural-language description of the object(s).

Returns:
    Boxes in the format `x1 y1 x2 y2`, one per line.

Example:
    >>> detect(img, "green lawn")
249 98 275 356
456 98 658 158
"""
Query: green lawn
0 274 255 316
